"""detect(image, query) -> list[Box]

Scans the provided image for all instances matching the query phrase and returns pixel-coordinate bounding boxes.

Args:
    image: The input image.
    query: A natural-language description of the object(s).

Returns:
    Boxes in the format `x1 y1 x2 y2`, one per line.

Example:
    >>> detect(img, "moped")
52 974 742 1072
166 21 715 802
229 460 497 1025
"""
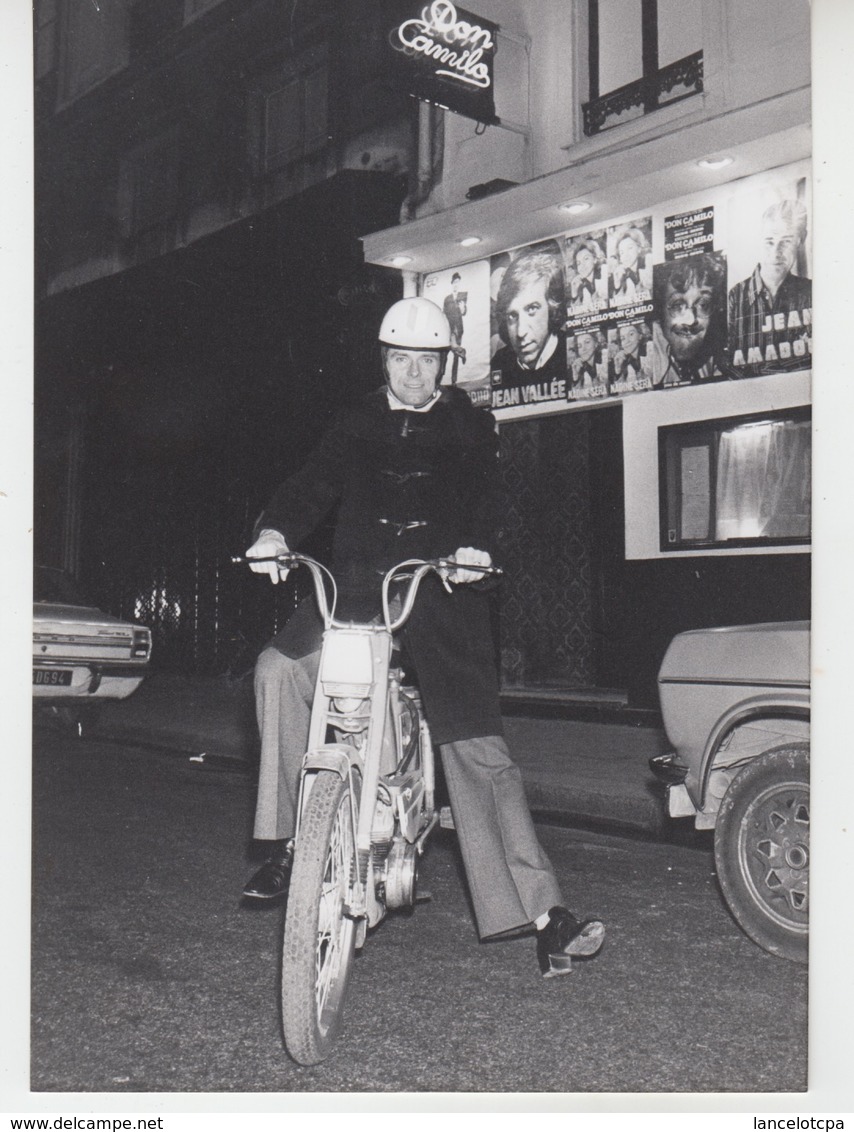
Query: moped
235 551 498 1064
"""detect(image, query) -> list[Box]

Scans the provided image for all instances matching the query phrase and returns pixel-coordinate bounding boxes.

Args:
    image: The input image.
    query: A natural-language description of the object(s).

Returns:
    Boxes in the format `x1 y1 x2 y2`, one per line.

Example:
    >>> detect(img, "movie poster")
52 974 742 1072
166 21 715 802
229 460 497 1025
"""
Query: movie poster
422 259 492 405
606 217 653 307
566 323 610 401
607 316 653 394
488 239 568 411
649 250 729 388
420 159 811 419
565 230 608 318
664 206 715 261
725 170 812 378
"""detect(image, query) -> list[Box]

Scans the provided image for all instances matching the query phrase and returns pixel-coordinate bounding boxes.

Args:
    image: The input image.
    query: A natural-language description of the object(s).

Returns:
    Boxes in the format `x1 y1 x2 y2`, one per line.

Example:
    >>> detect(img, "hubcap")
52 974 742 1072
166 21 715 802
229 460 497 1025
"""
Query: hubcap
738 779 809 931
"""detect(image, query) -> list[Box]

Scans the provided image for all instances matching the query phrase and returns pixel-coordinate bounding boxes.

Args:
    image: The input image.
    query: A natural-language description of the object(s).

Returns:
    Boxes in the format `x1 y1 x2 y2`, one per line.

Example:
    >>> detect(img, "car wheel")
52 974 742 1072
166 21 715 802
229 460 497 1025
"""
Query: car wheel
714 744 809 963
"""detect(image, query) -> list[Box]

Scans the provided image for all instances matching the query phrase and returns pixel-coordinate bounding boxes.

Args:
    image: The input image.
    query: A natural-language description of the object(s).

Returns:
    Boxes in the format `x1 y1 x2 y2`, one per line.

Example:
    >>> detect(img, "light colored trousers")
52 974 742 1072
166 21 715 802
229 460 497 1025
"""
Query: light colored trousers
252 646 564 939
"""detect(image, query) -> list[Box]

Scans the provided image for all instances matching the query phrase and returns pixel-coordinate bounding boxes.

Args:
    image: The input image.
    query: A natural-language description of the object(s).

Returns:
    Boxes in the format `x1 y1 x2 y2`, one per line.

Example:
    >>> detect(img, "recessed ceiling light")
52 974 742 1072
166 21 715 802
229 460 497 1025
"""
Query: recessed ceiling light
389 255 413 267
697 156 734 170
560 201 592 215
459 236 482 247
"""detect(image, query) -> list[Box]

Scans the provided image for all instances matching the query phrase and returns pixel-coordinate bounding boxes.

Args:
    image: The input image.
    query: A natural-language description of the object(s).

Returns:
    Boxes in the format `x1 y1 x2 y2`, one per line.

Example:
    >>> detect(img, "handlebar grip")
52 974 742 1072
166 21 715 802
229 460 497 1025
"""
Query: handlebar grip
437 559 503 577
232 553 294 565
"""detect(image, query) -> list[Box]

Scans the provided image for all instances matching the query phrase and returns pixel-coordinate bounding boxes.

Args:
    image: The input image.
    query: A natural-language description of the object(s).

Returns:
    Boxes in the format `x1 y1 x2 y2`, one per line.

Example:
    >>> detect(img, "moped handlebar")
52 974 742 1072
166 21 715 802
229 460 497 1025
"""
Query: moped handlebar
231 553 501 633
380 558 501 633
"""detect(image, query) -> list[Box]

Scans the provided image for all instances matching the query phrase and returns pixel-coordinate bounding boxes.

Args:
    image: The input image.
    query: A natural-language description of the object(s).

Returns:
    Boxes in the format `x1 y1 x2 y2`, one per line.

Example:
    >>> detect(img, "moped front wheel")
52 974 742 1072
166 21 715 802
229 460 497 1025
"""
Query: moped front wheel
281 770 358 1065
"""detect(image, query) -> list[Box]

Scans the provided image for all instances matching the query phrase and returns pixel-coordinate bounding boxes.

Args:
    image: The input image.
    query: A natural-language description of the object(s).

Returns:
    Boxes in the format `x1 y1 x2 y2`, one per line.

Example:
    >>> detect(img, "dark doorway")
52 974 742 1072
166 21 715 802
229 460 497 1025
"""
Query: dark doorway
497 404 625 697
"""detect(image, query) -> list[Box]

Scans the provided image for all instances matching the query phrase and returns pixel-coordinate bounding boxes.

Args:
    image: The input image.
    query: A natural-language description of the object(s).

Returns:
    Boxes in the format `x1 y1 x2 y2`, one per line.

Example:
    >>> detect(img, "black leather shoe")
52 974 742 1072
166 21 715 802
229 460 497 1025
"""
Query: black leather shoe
242 840 294 900
536 906 605 978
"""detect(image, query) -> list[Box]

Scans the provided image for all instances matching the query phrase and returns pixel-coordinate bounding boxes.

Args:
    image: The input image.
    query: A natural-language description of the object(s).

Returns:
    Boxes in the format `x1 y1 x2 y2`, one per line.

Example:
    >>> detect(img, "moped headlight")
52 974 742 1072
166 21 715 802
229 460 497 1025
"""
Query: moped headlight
333 696 368 714
321 630 375 696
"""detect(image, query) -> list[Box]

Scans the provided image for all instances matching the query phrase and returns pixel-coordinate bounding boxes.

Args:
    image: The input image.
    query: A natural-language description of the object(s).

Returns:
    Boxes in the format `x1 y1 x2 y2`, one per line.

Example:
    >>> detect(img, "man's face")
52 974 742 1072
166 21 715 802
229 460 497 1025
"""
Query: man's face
575 247 596 279
663 277 714 362
576 333 597 363
759 218 801 288
618 236 640 269
384 348 443 407
619 324 640 354
505 276 552 368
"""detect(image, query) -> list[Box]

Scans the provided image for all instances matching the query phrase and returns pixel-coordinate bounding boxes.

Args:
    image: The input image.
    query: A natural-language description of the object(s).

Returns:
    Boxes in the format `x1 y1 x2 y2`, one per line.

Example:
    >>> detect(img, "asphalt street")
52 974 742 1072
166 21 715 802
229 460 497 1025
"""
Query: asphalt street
30 729 808 1095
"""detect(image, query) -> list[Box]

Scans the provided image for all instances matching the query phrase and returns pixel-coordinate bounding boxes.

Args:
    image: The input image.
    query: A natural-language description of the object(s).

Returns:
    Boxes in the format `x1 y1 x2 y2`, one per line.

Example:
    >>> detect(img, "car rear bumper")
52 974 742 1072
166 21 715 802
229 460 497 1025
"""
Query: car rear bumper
33 661 149 699
649 753 700 820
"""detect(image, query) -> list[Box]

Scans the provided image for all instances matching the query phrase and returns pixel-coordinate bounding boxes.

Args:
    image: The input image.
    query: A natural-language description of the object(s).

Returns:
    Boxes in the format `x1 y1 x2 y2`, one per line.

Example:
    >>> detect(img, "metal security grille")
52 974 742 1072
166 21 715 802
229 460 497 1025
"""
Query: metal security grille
37 170 407 680
79 400 314 678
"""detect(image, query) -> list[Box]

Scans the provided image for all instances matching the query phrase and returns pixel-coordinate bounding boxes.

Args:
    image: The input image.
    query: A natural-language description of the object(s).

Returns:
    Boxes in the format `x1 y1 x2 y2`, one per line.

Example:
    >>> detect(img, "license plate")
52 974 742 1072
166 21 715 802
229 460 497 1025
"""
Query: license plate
33 669 73 686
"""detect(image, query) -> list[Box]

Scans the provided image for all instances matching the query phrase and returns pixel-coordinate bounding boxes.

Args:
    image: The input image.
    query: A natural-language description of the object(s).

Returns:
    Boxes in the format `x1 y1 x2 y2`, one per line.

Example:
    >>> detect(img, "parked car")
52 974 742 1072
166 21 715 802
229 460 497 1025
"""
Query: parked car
33 567 152 724
651 621 809 963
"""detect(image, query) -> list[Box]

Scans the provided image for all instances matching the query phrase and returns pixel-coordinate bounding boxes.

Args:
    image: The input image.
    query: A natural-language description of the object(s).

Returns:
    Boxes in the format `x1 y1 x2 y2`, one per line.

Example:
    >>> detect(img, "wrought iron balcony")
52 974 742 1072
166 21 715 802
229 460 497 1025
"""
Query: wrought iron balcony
582 50 703 137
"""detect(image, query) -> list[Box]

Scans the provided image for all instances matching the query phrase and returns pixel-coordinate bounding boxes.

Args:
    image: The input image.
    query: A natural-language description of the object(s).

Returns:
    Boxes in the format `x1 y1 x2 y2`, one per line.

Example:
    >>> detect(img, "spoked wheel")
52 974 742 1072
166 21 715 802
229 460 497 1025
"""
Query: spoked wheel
281 770 358 1065
714 745 809 963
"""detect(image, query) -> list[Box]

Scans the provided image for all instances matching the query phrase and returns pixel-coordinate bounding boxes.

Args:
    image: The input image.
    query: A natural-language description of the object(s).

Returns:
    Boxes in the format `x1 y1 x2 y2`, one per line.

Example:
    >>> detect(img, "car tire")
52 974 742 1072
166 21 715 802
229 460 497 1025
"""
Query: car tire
714 744 809 963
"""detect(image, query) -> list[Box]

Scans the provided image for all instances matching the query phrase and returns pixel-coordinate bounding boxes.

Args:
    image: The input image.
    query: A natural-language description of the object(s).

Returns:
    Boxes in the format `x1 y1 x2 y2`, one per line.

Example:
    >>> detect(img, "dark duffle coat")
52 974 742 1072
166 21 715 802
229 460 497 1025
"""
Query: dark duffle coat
255 384 506 745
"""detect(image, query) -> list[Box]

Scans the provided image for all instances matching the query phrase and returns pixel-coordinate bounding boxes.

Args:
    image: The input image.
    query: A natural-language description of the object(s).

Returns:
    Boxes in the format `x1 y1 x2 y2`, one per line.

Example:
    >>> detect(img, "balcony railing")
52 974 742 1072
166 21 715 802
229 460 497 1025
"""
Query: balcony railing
582 50 703 137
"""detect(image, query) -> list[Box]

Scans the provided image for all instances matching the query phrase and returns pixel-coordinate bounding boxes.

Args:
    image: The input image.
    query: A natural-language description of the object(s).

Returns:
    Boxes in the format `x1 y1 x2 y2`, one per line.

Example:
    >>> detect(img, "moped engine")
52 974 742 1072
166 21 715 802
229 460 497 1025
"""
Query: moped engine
383 838 419 909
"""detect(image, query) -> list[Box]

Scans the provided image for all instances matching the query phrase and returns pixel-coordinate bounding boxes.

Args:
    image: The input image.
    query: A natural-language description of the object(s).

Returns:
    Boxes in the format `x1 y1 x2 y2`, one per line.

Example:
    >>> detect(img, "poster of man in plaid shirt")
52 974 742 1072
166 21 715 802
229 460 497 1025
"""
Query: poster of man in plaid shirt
727 196 812 377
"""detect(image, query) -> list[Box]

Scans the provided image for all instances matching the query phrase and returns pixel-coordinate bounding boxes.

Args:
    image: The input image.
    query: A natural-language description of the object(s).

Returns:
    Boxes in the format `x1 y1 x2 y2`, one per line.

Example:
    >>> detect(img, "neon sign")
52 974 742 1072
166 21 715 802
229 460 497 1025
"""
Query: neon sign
388 1 499 123
394 1 495 89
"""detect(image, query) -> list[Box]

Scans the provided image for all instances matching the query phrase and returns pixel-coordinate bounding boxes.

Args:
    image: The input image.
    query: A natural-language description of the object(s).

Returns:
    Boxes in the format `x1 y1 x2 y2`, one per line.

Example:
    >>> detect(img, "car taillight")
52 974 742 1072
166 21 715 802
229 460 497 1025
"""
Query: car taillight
132 629 151 658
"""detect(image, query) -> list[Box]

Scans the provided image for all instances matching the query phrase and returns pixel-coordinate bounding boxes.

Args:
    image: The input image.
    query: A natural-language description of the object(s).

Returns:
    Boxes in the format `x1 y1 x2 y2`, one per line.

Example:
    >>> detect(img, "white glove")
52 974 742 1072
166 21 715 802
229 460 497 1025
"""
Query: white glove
246 529 290 584
447 546 492 585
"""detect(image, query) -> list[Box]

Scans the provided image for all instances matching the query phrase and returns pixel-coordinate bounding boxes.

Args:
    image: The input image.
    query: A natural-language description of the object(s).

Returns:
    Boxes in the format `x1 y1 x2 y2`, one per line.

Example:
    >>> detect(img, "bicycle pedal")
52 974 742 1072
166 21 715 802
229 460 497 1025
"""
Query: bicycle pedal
415 890 433 902
439 806 455 830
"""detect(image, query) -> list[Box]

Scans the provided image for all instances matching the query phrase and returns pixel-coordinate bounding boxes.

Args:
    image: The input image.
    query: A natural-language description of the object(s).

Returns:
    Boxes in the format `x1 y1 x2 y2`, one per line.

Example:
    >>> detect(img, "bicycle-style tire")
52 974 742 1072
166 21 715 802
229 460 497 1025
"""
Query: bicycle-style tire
281 770 358 1065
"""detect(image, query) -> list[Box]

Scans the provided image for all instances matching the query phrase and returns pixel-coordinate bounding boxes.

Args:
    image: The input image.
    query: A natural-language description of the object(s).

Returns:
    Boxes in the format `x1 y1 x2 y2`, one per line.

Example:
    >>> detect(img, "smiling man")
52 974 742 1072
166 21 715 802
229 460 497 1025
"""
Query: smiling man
728 199 812 374
242 296 605 979
651 252 729 386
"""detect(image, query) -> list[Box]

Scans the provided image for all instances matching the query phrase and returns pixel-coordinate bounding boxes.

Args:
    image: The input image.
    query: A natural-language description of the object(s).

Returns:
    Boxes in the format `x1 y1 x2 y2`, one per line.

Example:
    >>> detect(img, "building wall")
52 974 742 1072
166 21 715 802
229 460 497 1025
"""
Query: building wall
35 0 815 695
623 370 811 560
362 0 813 704
412 0 811 216
34 1 414 666
36 0 414 297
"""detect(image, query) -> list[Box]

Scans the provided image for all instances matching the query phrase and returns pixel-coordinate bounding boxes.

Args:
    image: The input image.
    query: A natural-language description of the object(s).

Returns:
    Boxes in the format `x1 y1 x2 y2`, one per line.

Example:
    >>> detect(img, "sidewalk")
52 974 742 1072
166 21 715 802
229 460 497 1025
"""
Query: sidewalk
90 672 671 836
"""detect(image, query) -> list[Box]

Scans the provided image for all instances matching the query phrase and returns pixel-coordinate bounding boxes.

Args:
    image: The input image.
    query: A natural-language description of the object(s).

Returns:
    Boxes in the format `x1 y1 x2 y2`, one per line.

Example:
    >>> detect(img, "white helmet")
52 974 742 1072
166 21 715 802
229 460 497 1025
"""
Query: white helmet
378 297 451 349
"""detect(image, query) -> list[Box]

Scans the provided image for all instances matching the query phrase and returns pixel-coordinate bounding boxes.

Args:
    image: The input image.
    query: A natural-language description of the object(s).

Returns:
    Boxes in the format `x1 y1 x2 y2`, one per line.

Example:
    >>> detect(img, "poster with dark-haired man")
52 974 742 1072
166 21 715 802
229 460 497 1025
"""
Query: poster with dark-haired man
490 239 568 410
650 251 730 387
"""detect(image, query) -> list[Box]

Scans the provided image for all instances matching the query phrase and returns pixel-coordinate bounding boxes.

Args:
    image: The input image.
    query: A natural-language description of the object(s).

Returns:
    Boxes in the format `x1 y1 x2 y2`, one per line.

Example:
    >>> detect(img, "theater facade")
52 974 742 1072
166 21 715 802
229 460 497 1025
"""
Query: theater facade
363 0 812 709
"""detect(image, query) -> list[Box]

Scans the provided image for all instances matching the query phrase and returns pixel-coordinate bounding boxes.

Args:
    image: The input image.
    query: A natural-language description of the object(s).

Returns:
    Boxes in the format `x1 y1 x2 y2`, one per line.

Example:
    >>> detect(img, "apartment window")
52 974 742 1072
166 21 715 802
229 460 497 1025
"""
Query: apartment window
60 0 128 104
183 0 226 24
659 409 811 551
118 129 182 256
35 0 59 80
260 60 329 174
129 0 182 57
584 0 703 136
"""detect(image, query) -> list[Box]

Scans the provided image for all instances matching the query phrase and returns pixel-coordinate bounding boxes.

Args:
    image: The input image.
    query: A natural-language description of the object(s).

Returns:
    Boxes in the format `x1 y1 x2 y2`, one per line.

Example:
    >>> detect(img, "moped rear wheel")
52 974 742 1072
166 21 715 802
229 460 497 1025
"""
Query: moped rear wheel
281 770 358 1065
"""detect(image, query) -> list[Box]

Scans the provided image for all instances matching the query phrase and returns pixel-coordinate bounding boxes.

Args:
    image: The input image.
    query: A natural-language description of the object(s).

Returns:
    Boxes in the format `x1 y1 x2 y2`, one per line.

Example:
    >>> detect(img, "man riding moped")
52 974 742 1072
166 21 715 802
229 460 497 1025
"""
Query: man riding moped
243 296 605 978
